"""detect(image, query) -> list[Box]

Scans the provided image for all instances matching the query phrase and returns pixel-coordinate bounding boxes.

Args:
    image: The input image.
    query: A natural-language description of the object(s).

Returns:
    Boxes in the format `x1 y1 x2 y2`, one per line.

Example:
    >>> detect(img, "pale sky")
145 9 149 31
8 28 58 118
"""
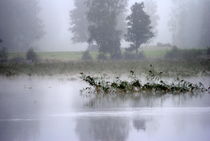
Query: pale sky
37 0 173 51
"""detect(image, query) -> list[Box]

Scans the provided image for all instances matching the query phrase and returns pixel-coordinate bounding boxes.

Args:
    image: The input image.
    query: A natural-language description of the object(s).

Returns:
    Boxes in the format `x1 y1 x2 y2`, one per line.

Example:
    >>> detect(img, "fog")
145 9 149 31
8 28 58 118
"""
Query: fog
0 1 210 140
36 0 76 51
0 0 209 52
37 0 173 51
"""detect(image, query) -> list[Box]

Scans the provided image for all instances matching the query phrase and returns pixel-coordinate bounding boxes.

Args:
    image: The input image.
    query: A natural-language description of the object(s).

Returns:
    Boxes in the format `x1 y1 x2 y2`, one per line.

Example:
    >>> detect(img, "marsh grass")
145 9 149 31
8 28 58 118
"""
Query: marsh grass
80 66 207 95
0 59 209 77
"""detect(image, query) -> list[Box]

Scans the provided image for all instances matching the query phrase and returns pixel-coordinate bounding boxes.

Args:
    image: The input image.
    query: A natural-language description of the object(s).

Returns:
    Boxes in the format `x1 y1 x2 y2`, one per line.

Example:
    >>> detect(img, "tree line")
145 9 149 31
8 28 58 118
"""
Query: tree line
70 0 155 60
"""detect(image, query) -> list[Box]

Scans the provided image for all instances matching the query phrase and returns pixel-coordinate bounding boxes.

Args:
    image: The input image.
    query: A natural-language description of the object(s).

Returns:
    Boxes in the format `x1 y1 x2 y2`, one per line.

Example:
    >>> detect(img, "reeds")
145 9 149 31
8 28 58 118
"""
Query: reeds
81 67 207 95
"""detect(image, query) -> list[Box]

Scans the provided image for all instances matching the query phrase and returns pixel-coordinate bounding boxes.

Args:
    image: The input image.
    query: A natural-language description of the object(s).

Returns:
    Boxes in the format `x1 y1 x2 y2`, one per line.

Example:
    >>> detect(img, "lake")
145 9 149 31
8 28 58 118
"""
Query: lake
0 76 210 141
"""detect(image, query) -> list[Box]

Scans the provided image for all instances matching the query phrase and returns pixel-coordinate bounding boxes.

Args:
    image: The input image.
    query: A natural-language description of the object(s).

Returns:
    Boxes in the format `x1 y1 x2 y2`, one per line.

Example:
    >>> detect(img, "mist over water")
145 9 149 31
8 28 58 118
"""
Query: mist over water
0 77 210 141
0 0 210 141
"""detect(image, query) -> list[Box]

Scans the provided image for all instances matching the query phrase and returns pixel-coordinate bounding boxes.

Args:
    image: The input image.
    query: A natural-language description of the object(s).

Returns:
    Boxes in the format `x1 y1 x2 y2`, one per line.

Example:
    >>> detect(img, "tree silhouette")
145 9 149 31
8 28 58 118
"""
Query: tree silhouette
87 0 127 59
125 2 154 55
70 0 127 48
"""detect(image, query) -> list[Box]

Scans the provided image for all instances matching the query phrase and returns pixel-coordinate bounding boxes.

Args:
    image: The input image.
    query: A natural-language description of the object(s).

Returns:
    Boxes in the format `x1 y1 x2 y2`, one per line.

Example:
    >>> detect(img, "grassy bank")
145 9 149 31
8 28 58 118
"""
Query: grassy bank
0 59 209 77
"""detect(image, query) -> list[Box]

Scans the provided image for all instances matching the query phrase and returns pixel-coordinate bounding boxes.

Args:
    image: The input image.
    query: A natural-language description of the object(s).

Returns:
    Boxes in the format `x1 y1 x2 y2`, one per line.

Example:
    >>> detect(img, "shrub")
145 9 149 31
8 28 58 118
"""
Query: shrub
26 48 38 62
0 47 8 63
80 70 207 95
82 51 93 61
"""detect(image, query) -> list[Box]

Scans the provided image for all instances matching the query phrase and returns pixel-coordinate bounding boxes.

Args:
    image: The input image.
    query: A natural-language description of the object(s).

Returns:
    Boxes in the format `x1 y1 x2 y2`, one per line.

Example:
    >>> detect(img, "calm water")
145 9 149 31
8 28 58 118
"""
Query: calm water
0 76 210 141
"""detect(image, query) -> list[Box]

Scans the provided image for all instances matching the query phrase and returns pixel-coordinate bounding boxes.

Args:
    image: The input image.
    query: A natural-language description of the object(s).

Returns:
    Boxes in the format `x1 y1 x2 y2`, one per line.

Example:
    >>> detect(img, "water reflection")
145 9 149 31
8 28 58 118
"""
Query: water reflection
84 92 209 109
0 77 210 141
132 117 147 131
76 117 129 141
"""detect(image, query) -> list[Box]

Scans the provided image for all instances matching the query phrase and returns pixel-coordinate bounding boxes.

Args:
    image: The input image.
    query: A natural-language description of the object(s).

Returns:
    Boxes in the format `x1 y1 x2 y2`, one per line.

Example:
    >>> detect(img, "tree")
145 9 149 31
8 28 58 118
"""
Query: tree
0 0 44 51
125 2 154 55
87 0 127 59
70 0 128 46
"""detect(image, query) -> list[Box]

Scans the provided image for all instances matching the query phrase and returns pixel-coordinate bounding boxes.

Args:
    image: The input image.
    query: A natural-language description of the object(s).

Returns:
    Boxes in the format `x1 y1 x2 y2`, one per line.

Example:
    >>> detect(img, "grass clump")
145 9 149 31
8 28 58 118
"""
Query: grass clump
80 67 207 95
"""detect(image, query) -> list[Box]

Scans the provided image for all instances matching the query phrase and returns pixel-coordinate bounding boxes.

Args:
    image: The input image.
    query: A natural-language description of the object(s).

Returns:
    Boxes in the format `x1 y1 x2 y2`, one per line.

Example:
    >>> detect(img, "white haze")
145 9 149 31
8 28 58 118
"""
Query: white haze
36 0 172 51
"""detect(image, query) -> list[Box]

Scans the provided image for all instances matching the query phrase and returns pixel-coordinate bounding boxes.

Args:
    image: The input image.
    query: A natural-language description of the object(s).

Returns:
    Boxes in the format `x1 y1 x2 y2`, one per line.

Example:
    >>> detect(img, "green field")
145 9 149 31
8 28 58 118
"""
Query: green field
9 47 170 61
142 47 170 58
9 51 97 61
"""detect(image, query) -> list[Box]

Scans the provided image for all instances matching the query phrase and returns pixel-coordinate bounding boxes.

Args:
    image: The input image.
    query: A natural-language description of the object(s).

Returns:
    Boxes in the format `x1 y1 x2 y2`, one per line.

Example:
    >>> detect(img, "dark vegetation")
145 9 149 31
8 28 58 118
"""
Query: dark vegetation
125 2 154 55
81 68 207 95
86 0 126 60
26 48 38 62
165 46 210 60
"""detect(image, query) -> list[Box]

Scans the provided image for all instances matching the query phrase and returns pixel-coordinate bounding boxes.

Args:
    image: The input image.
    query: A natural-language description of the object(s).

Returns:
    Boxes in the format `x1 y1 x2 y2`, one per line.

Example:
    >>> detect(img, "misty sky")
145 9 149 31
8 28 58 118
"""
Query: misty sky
37 0 172 51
